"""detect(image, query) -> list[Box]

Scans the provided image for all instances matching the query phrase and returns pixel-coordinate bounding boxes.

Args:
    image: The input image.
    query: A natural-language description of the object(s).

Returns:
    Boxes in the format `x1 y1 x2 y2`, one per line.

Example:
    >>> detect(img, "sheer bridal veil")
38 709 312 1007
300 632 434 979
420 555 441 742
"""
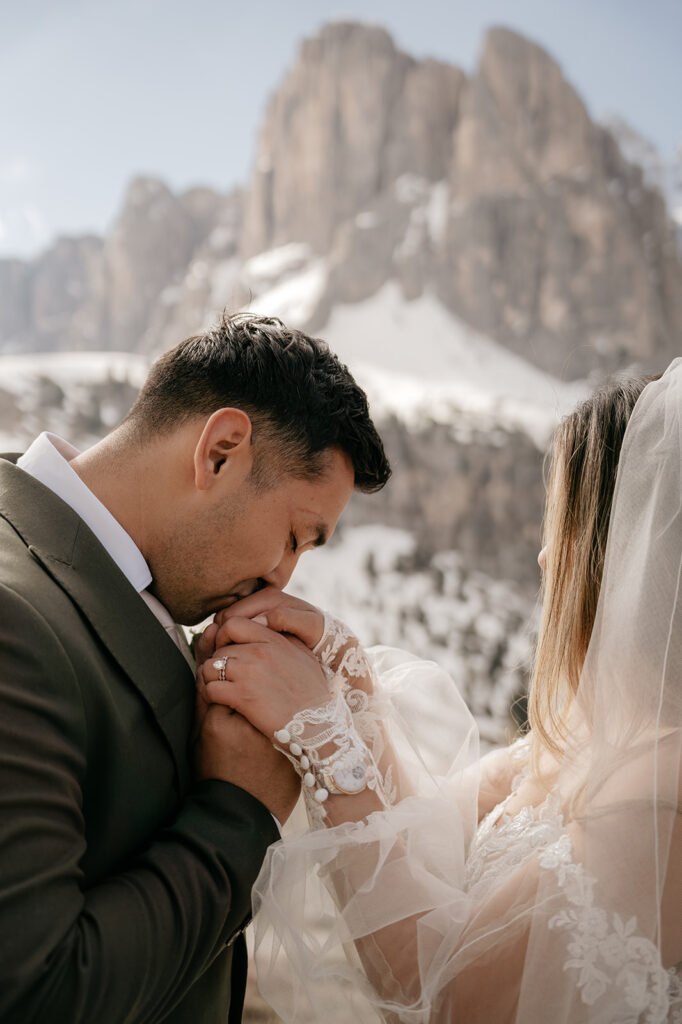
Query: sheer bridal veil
253 362 682 1023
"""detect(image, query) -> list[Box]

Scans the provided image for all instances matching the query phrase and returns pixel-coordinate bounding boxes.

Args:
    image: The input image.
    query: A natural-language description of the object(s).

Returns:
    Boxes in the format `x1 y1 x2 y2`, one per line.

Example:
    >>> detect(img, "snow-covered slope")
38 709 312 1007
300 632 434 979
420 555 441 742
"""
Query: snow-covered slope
0 351 148 451
245 259 589 448
321 283 589 447
290 524 536 745
0 351 150 394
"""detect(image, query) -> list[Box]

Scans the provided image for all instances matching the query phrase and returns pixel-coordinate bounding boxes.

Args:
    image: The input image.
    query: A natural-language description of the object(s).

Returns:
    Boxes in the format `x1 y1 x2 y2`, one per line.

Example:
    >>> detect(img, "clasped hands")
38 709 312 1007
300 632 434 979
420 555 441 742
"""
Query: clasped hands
192 588 330 823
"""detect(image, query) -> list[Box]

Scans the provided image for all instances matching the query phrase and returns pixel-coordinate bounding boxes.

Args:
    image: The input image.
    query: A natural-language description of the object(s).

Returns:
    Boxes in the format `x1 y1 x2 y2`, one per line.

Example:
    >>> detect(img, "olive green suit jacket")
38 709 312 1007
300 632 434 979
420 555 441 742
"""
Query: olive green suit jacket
0 457 279 1023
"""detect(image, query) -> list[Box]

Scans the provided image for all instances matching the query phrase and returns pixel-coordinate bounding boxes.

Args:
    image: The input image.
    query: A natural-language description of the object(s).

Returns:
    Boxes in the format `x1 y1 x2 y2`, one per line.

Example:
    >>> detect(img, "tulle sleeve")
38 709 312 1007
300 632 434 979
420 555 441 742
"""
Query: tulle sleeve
252 635 682 1023
252 640 484 1022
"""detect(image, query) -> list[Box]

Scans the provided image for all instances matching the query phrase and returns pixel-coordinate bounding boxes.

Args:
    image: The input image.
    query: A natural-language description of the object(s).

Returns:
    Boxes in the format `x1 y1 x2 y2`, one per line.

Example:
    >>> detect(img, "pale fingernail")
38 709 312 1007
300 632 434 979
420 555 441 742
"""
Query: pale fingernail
252 614 268 626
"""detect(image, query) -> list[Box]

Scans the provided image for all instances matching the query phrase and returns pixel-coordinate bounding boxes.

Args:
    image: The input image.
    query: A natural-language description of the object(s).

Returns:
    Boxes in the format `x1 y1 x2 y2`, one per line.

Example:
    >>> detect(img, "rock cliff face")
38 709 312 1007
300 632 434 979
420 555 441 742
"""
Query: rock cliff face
241 23 464 256
439 29 680 376
0 236 105 353
241 23 682 378
0 22 679 380
0 179 242 356
345 415 546 587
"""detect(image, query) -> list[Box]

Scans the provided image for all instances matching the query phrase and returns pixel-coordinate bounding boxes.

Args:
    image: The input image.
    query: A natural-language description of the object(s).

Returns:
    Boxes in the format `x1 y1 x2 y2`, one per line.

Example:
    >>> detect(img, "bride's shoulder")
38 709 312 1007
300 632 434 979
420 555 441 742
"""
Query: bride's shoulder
476 734 532 821
590 728 682 811
484 733 532 775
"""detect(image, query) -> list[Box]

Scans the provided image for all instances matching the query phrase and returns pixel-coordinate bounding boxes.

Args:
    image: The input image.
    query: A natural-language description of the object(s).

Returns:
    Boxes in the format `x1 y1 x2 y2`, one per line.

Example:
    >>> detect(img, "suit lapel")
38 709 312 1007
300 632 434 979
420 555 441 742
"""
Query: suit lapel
0 458 195 793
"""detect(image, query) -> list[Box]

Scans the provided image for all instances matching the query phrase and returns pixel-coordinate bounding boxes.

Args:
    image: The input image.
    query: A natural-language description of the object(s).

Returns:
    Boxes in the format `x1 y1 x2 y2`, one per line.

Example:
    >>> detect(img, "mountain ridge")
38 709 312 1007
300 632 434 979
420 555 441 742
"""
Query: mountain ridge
0 21 679 383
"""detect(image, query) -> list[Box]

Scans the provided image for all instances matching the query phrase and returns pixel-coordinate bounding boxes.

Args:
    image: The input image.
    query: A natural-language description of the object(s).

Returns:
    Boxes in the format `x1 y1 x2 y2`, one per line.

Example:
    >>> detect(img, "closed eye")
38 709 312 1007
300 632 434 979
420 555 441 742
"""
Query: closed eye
290 531 299 554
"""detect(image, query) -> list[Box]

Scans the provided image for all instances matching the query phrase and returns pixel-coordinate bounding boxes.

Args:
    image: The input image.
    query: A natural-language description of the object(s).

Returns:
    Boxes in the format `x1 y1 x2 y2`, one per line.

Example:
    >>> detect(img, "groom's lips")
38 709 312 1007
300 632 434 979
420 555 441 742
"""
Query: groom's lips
213 579 266 610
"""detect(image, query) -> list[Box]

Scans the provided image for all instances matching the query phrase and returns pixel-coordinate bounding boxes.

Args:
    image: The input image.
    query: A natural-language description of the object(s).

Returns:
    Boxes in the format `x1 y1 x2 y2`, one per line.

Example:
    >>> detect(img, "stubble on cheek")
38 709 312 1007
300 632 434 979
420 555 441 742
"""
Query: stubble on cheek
155 495 250 624
147 521 220 625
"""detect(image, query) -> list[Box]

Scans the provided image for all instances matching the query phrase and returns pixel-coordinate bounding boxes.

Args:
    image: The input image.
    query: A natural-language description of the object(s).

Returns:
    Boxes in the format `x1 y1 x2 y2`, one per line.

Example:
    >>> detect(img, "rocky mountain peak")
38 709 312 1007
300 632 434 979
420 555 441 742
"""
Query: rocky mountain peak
120 175 173 207
240 21 463 257
105 176 208 348
0 21 680 380
454 25 595 198
302 19 399 58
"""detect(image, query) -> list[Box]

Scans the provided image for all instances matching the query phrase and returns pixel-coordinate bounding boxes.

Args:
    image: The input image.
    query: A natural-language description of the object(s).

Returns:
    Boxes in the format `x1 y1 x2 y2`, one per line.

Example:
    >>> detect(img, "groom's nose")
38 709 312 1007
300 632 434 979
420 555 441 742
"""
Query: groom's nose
261 551 298 591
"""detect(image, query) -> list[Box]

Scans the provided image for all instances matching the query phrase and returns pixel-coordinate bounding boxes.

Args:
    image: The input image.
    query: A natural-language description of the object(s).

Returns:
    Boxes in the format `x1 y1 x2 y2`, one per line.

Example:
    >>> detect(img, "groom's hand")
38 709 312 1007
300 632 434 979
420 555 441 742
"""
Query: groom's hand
194 702 300 824
214 587 325 651
191 620 220 668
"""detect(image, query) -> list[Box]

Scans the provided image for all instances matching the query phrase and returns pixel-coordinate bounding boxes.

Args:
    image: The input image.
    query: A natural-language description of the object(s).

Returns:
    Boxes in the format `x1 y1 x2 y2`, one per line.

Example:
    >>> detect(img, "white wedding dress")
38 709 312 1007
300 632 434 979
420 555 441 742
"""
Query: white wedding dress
468 755 682 1023
254 362 682 1024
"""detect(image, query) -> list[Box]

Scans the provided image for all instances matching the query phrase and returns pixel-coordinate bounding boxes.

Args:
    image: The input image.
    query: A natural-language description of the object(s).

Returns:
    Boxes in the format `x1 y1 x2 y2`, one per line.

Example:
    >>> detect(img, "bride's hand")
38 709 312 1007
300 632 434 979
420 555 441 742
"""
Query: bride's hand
213 589 375 701
197 616 330 737
214 586 324 651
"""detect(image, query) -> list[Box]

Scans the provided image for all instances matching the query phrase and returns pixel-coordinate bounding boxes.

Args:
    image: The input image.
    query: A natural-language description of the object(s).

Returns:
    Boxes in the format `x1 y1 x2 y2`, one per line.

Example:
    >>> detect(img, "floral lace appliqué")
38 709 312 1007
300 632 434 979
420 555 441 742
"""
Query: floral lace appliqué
313 613 373 686
272 615 399 824
538 829 676 1022
312 614 397 805
469 778 679 1022
466 782 564 891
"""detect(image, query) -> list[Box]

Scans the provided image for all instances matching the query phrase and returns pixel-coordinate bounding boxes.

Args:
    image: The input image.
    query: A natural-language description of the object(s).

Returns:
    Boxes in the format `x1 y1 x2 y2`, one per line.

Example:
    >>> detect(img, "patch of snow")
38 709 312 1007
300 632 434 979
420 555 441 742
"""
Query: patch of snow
603 115 668 195
394 174 429 204
208 225 235 251
243 243 313 286
395 207 424 260
425 181 449 244
0 351 150 395
320 282 588 447
395 182 452 255
246 260 328 328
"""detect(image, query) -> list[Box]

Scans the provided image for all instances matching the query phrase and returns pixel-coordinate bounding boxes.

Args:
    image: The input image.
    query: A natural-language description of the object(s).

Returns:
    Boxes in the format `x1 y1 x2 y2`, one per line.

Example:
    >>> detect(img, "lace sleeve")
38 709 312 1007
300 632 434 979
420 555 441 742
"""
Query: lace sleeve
271 691 396 828
312 612 374 694
303 616 408 814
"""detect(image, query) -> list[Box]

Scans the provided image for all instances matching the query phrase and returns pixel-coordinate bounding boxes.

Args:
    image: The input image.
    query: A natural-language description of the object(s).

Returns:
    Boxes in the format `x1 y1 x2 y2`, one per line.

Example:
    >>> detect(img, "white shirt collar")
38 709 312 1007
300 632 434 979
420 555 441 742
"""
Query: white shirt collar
17 432 153 593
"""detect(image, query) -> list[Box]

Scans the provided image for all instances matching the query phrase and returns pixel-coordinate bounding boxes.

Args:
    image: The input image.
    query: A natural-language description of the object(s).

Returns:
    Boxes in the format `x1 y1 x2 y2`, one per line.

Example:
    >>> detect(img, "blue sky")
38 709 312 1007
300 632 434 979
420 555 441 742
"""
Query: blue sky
1 0 680 257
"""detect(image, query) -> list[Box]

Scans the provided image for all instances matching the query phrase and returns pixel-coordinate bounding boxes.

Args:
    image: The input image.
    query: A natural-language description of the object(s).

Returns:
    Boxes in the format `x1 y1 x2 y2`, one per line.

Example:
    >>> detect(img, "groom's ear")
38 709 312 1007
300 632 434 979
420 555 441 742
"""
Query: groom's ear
192 408 254 491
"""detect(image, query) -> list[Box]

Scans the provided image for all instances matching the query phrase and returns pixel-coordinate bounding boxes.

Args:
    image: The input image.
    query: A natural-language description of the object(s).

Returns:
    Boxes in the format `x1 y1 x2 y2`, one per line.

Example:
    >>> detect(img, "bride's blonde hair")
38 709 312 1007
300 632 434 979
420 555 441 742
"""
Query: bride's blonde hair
528 374 656 762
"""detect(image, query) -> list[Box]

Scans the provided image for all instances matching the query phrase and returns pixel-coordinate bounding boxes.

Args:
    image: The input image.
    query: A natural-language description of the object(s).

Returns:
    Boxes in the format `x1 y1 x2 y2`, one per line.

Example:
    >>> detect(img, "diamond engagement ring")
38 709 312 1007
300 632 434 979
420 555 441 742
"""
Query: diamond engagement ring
212 657 228 681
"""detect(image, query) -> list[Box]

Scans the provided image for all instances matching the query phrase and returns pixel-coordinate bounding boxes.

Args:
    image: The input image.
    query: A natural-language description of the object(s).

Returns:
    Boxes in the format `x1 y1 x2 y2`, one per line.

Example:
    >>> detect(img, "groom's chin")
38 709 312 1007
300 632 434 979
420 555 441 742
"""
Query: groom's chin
153 579 266 626
147 583 203 628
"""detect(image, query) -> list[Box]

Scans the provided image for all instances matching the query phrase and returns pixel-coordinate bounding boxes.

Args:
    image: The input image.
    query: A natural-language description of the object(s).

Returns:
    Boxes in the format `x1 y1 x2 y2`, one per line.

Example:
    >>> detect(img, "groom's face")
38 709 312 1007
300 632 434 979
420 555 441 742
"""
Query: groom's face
155 446 354 625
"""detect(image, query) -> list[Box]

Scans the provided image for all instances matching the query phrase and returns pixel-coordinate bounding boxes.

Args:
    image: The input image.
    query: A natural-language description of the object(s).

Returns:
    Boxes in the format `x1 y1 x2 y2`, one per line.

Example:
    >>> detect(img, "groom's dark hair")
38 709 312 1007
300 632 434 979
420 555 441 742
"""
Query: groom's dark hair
125 311 391 493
